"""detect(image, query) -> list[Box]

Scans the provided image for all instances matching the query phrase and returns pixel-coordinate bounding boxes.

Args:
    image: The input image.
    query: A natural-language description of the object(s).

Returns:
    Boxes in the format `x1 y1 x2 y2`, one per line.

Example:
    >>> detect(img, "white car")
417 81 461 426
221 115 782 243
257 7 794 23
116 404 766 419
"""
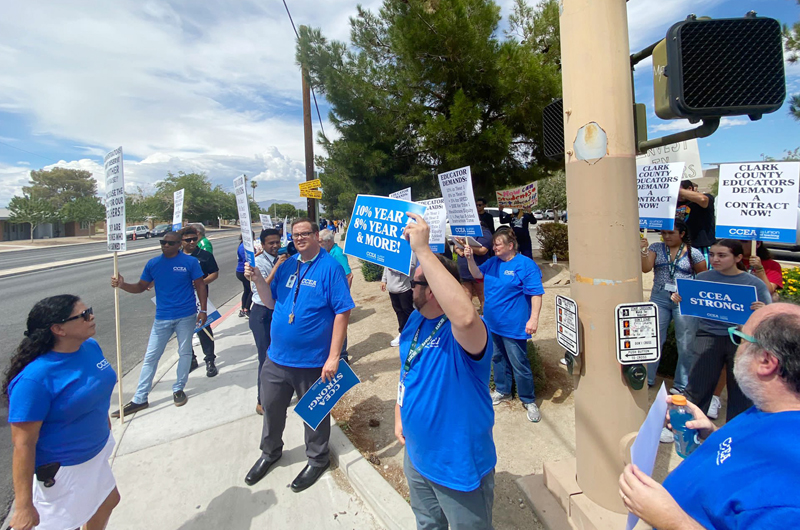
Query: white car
126 225 151 240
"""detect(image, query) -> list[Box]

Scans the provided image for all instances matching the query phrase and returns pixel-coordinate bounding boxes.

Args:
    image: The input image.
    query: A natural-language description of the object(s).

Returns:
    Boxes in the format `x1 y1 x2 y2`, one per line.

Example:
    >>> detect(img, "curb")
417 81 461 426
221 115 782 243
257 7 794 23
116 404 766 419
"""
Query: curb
329 425 416 530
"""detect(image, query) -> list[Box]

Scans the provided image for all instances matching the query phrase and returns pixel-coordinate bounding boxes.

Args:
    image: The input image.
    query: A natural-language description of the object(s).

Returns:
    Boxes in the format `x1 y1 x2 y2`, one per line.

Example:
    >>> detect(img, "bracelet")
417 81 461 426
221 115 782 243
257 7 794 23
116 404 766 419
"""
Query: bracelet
199 310 207 313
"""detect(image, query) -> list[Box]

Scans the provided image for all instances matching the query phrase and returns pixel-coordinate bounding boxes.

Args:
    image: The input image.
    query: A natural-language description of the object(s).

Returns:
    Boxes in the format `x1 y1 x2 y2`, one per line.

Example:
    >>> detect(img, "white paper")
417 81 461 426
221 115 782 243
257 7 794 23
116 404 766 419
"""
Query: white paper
172 189 185 230
103 146 126 252
418 197 447 251
636 138 703 182
233 175 255 260
389 187 412 202
259 214 273 228
626 383 668 530
637 162 684 230
438 166 482 237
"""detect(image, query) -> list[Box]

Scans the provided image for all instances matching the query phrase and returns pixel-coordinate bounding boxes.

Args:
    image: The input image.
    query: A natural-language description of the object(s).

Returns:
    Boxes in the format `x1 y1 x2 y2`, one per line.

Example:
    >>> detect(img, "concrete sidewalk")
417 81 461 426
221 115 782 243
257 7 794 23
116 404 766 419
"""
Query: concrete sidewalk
106 299 384 529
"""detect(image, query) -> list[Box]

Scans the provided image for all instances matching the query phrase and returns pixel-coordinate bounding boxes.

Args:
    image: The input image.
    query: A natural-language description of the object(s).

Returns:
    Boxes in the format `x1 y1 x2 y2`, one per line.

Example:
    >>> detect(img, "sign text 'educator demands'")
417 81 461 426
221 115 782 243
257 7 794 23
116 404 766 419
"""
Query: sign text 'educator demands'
104 146 126 252
438 166 482 237
637 162 684 230
344 195 426 275
418 198 447 254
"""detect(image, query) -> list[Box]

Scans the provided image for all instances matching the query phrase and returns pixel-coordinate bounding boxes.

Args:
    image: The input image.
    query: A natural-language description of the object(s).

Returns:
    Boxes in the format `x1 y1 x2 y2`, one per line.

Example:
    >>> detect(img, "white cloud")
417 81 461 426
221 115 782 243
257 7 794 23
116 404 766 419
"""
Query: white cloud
648 116 752 134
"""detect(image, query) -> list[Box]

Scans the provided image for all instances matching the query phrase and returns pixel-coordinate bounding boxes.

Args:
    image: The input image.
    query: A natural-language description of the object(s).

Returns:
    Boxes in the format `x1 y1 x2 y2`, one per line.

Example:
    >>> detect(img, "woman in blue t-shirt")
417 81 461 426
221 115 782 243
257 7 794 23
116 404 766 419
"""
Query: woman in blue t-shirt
464 228 545 423
3 295 120 530
640 221 707 393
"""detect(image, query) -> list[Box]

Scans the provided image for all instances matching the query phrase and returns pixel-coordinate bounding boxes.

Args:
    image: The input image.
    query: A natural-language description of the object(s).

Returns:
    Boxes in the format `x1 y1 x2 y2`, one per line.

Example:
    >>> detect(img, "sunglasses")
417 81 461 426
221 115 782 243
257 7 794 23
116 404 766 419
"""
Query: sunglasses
182 237 198 243
160 240 179 246
728 327 758 346
410 280 429 288
61 307 93 323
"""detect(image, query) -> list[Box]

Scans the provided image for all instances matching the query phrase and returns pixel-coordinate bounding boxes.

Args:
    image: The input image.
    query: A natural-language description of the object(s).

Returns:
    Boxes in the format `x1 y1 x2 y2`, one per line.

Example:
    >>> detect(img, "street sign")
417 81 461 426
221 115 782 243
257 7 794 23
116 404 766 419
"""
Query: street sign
556 295 580 356
615 303 660 365
299 179 322 190
300 189 322 199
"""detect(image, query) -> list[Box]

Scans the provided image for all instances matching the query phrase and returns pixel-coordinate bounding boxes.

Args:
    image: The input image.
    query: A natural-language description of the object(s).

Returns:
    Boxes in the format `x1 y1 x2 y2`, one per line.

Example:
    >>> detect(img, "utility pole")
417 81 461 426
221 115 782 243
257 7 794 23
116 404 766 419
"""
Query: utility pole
522 1 648 528
301 61 317 224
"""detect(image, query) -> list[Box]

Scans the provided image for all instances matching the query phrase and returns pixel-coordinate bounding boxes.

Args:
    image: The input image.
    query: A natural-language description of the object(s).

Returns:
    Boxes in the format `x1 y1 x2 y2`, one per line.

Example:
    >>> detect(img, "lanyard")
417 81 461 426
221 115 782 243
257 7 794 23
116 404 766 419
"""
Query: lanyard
401 316 448 382
664 243 684 279
289 257 317 323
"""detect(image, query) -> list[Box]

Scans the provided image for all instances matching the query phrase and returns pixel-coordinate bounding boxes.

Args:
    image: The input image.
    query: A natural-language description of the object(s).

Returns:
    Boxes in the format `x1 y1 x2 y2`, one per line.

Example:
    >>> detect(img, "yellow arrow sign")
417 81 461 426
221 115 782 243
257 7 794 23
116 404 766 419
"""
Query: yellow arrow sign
299 179 322 190
300 189 322 199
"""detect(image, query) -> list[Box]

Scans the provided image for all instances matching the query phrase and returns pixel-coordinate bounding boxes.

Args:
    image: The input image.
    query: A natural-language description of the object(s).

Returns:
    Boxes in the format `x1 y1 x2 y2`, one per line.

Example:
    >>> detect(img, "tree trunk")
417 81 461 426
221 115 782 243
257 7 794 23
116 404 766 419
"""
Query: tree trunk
30 223 35 243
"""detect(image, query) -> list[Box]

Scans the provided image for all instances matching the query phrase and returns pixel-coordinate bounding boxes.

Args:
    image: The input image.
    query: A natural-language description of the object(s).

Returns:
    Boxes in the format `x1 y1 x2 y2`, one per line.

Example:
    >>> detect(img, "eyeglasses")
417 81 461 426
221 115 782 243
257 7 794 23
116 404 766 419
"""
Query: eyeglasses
182 237 198 243
61 307 93 323
728 327 758 346
160 240 179 246
410 280 429 288
292 231 315 240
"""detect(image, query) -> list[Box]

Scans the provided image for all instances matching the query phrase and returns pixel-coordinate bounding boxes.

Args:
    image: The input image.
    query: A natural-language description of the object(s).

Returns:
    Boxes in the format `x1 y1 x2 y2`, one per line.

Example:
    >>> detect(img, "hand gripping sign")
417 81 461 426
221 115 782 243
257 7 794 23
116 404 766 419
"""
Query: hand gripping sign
295 361 361 430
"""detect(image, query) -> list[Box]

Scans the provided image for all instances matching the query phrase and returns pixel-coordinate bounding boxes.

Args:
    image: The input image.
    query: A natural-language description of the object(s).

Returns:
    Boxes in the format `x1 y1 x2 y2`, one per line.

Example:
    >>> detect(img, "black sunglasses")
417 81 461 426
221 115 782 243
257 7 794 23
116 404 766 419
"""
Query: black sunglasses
160 240 179 246
182 237 198 242
410 280 429 288
61 307 93 323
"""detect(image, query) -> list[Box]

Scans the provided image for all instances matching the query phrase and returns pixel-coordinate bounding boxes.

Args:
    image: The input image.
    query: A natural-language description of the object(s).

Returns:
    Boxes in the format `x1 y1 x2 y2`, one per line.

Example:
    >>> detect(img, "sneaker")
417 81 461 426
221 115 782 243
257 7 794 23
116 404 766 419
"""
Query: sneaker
173 390 188 407
660 426 674 443
669 387 684 396
205 360 218 378
111 400 148 418
490 390 512 406
238 309 246 318
525 402 542 423
190 356 199 373
390 334 401 347
559 358 568 366
708 396 721 420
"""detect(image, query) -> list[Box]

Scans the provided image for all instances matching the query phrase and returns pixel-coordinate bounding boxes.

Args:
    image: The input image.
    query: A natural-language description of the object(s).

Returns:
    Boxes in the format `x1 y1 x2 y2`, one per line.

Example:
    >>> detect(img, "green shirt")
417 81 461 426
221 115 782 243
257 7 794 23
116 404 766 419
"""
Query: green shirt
329 244 351 275
197 237 213 254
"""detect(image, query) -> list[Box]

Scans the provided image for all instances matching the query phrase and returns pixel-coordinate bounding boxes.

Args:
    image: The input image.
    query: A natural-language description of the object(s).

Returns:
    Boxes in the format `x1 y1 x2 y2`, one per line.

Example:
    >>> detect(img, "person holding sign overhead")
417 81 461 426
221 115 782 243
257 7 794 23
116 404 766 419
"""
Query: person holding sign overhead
671 240 771 422
675 181 716 264
244 218 354 493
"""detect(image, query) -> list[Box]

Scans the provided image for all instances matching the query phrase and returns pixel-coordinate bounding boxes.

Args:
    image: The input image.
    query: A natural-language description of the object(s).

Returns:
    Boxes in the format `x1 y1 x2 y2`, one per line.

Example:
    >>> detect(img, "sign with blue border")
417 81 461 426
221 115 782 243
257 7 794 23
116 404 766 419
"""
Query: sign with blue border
637 162 683 230
438 166 482 237
172 189 184 232
295 361 361 431
344 195 426 275
233 175 256 267
676 279 757 325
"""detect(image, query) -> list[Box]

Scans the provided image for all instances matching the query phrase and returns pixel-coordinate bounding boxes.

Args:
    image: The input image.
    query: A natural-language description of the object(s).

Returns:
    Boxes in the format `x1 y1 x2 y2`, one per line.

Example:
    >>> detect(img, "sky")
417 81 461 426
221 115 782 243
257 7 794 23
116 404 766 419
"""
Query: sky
0 0 798 207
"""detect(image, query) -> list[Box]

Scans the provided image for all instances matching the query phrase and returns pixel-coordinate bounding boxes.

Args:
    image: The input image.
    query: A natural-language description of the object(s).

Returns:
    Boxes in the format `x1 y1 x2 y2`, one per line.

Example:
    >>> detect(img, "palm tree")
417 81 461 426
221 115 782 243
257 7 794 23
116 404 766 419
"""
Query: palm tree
250 180 258 203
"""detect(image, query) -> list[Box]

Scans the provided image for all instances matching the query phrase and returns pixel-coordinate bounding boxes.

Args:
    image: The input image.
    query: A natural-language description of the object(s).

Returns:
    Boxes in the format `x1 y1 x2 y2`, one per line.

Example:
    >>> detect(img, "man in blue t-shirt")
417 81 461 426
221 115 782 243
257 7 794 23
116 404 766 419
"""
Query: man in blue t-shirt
620 303 800 529
111 230 206 415
245 218 354 493
396 213 496 529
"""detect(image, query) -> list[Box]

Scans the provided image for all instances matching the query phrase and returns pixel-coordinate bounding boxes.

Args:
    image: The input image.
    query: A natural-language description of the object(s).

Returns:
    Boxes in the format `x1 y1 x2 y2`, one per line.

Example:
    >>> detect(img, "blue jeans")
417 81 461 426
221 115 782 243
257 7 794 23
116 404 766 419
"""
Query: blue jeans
491 334 535 403
404 451 494 530
647 289 698 391
133 314 196 404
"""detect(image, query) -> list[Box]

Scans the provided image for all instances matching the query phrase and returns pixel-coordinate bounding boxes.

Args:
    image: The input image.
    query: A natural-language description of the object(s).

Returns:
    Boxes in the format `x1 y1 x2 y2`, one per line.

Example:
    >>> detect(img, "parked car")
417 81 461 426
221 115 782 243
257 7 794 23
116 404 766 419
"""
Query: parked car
544 209 555 220
126 225 150 240
150 224 172 237
533 210 544 220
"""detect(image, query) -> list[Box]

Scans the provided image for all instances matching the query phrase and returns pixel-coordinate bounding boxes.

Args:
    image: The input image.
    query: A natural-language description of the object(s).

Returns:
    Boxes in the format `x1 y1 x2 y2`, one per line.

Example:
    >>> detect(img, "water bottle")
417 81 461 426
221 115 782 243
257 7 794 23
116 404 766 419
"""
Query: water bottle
552 253 557 264
669 395 698 458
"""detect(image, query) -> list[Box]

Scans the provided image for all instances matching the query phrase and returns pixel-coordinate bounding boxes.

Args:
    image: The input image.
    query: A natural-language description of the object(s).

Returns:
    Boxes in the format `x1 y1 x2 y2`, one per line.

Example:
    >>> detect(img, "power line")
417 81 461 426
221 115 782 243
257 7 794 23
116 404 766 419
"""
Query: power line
0 140 59 165
280 0 327 138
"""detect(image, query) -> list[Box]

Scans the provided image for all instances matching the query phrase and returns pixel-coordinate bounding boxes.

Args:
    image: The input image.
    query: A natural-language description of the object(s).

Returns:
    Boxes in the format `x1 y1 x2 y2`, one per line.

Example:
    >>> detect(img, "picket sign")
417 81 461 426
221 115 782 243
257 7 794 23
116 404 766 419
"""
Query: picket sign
172 189 184 231
233 175 255 267
637 162 684 230
438 166 482 237
295 361 361 430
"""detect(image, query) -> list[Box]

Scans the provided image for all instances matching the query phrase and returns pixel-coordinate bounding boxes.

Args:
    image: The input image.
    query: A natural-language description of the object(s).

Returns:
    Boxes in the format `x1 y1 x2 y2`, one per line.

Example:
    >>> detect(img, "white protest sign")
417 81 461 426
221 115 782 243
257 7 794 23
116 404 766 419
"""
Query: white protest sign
104 146 126 252
637 162 684 230
172 189 184 231
556 295 580 356
389 187 412 202
418 197 447 254
438 166 482 237
715 162 800 243
636 138 702 182
615 303 660 365
259 214 274 228
233 175 256 266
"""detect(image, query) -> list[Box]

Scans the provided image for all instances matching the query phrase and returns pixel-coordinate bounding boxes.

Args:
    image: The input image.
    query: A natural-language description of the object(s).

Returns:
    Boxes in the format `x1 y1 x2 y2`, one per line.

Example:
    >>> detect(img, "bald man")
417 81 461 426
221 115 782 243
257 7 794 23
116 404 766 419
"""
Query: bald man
619 303 800 529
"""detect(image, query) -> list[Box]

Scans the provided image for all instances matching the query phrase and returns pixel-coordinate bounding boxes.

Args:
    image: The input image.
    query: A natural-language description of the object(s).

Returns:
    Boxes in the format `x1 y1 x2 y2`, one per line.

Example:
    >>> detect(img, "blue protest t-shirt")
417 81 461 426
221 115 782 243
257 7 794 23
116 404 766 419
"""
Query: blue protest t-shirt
399 311 496 491
141 253 203 320
664 407 800 528
479 254 545 340
269 249 355 368
236 242 246 273
7 338 117 467
328 244 352 275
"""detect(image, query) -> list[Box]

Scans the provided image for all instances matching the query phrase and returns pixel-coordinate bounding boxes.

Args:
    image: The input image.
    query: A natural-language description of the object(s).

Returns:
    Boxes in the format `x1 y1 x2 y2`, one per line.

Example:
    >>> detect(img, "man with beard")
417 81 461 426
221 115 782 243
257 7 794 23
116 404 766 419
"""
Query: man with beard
619 303 800 529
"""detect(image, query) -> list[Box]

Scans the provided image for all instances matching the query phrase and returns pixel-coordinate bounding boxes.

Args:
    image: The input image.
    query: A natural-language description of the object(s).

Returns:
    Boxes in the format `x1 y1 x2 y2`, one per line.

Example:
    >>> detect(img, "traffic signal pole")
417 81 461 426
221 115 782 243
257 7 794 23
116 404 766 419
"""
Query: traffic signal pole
521 1 649 528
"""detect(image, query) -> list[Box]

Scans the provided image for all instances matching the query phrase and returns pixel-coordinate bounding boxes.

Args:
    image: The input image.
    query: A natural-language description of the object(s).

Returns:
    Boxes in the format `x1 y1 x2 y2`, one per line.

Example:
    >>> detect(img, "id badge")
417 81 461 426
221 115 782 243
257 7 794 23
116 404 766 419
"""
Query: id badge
397 381 405 407
286 274 297 289
665 281 678 293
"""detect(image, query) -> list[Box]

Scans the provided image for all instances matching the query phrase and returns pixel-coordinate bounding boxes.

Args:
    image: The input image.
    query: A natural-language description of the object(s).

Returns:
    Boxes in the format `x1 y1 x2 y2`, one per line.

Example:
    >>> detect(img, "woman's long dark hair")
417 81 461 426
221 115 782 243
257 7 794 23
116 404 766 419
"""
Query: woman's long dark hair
713 239 747 271
2 295 79 400
672 220 694 269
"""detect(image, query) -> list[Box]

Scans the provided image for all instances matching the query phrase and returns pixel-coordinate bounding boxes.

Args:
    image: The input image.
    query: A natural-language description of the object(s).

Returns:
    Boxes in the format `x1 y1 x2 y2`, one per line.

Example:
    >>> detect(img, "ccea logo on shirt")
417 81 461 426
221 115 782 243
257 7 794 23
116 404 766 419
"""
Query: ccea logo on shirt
428 337 442 349
716 436 733 465
504 270 515 276
301 278 317 288
96 359 111 371
173 266 187 272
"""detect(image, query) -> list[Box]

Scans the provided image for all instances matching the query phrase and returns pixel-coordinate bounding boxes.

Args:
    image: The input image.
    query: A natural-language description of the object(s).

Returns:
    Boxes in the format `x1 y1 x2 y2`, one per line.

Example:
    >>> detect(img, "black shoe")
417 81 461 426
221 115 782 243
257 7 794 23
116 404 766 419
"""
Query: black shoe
238 309 246 318
245 456 280 486
190 356 199 373
291 463 330 493
111 400 148 418
206 360 218 377
173 390 188 407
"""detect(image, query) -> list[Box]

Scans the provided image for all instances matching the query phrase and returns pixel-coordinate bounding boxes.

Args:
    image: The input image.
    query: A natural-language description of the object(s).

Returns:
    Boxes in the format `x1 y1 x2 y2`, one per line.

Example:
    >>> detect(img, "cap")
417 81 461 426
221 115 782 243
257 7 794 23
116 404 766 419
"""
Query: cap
671 395 688 406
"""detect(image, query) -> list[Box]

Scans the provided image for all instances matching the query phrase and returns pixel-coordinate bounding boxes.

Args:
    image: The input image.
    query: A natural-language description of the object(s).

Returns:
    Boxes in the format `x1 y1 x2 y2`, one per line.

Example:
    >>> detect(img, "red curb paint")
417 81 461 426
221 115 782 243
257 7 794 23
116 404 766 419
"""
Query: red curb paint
211 302 242 330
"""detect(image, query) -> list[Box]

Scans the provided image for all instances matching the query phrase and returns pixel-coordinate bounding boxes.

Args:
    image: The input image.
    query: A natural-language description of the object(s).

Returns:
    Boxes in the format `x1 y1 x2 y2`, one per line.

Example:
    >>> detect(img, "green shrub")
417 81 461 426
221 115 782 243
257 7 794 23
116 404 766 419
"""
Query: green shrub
361 260 384 282
536 222 569 260
781 267 800 303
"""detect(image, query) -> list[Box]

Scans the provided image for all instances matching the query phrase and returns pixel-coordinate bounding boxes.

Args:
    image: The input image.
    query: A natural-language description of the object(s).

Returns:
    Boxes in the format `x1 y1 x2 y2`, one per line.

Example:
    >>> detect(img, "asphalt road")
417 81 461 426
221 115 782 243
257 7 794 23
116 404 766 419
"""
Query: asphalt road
0 232 244 522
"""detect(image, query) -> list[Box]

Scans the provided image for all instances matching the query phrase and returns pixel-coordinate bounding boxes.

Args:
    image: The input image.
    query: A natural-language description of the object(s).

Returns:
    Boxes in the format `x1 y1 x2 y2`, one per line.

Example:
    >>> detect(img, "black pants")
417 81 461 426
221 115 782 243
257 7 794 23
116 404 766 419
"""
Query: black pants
195 327 214 361
249 303 273 404
236 271 252 312
389 290 414 333
685 331 753 423
260 359 330 467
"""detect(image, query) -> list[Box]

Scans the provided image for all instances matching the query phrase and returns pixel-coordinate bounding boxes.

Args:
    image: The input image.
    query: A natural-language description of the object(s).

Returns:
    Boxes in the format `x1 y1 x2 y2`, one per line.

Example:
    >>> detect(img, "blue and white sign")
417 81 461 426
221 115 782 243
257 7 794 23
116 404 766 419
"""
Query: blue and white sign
233 175 256 267
418 197 447 253
343 195 426 275
438 166 482 237
676 279 758 325
104 146 126 252
295 361 361 431
172 189 184 232
195 298 221 334
637 162 684 230
716 162 800 243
